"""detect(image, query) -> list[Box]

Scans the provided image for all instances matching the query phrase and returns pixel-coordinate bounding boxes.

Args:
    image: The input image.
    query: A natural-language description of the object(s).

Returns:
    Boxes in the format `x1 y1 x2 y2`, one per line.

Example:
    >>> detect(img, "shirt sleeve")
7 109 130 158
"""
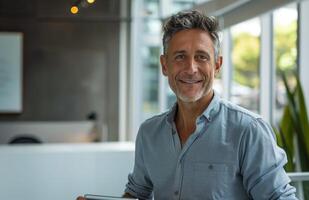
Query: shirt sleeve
125 125 153 200
239 118 297 200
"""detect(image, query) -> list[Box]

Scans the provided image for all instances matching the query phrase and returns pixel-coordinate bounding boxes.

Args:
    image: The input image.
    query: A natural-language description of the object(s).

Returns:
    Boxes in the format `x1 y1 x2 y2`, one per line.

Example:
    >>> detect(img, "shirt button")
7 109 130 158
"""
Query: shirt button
174 191 179 195
208 164 213 169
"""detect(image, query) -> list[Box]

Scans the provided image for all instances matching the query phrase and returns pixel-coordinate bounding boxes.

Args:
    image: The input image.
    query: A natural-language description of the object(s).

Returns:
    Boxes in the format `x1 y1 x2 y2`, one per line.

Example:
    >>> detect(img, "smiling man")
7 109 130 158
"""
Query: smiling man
160 28 221 145
122 10 297 199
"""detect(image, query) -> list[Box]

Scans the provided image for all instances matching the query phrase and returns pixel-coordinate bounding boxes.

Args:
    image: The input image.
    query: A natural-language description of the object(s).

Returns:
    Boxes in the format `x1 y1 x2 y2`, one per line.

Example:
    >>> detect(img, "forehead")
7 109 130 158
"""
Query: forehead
168 29 214 53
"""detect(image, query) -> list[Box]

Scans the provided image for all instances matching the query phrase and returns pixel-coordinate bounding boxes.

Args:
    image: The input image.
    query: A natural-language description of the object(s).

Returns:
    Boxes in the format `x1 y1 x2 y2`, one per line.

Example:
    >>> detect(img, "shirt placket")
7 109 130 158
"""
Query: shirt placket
172 128 182 200
172 118 206 200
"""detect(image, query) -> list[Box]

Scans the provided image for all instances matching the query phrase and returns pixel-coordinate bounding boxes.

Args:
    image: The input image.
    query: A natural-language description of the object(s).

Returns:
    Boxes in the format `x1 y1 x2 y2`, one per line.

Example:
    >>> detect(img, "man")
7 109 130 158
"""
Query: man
78 10 297 200
124 10 297 199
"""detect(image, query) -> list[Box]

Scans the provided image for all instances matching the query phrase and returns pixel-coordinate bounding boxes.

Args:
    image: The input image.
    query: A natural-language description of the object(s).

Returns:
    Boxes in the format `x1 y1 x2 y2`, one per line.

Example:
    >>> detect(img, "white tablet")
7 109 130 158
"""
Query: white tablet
84 194 138 200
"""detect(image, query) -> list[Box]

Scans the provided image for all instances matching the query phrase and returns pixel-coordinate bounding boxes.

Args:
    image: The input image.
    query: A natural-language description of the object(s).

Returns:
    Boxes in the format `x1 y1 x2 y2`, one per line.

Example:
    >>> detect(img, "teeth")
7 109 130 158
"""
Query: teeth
181 80 200 84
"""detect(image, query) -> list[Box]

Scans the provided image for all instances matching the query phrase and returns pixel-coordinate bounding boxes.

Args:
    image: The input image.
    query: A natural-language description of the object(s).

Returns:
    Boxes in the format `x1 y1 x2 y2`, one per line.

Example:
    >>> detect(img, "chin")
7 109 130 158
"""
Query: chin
176 88 213 103
177 93 204 103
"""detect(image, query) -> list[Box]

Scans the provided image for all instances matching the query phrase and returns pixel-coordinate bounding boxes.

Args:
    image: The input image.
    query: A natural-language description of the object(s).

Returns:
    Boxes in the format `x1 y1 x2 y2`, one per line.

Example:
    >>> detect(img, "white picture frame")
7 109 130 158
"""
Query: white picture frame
0 32 23 113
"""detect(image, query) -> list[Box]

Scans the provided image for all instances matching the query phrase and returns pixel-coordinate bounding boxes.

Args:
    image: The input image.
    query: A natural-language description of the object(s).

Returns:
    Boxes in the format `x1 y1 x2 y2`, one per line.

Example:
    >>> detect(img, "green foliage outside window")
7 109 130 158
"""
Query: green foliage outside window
232 20 297 88
275 21 297 73
232 33 260 89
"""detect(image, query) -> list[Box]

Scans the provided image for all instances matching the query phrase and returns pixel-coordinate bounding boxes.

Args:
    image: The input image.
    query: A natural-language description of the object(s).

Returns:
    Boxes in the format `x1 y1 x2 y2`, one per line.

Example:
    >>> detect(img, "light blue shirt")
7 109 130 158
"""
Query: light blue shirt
125 92 297 200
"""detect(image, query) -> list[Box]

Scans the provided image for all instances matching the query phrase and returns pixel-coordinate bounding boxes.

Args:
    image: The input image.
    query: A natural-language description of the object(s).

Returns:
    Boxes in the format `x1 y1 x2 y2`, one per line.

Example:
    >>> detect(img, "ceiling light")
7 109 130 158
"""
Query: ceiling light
87 0 95 4
70 6 79 14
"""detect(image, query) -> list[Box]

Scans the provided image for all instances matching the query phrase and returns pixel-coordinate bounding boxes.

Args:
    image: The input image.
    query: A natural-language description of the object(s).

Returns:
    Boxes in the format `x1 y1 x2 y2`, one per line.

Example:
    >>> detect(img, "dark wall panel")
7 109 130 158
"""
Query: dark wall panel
0 0 121 141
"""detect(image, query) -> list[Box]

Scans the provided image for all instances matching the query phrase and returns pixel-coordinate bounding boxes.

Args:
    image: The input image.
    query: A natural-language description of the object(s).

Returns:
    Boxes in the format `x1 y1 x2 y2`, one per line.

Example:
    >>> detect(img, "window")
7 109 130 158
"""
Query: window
142 46 160 120
140 0 161 120
230 18 261 113
273 4 298 124
172 0 195 13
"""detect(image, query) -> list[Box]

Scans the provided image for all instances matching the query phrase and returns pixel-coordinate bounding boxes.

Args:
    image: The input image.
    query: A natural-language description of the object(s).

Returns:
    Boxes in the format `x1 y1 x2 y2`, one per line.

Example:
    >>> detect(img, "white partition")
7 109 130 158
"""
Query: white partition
0 121 96 144
0 142 135 200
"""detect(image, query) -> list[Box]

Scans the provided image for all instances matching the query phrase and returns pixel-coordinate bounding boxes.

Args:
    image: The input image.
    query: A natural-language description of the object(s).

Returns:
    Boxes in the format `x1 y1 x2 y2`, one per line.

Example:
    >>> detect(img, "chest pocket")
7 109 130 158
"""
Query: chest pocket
193 163 228 199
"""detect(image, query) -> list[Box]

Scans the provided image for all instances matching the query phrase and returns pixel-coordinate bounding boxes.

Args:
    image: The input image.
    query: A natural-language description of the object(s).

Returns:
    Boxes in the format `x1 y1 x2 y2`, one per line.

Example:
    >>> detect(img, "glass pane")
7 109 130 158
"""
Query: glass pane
230 18 261 113
273 4 298 124
143 18 161 35
143 0 159 18
142 46 160 120
172 0 195 13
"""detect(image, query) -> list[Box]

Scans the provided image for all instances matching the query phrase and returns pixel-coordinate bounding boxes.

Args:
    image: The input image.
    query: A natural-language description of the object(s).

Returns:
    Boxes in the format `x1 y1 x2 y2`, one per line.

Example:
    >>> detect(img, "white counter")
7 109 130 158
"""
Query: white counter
0 142 135 200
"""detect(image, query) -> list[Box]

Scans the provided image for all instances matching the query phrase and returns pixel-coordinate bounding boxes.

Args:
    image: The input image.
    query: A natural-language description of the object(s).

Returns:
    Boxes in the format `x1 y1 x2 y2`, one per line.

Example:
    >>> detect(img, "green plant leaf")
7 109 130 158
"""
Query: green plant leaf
273 124 294 171
280 106 294 156
281 72 299 133
276 71 309 172
294 74 309 170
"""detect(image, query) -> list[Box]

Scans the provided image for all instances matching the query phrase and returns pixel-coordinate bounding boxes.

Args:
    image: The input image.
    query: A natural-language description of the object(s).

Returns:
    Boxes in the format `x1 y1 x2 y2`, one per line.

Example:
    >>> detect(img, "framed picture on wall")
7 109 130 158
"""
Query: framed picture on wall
0 32 23 113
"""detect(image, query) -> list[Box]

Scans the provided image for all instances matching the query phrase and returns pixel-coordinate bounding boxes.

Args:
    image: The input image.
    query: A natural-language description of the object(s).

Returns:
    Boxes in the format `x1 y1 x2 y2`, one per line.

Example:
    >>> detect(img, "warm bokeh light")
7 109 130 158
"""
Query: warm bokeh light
87 0 95 4
70 6 79 14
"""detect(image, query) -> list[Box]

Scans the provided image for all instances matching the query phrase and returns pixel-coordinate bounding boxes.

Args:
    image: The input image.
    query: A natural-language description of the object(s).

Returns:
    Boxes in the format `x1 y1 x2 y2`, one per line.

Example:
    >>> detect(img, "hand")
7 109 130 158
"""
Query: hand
76 196 86 200
122 193 137 198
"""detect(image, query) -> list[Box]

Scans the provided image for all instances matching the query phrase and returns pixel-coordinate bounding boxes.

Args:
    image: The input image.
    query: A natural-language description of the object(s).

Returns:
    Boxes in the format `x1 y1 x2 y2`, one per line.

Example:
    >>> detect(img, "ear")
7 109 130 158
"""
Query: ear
160 55 168 76
215 56 223 75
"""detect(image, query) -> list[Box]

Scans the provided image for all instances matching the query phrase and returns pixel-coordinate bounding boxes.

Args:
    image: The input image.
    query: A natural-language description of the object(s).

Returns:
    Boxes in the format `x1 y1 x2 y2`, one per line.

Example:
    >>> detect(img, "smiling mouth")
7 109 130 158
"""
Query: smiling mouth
178 79 203 84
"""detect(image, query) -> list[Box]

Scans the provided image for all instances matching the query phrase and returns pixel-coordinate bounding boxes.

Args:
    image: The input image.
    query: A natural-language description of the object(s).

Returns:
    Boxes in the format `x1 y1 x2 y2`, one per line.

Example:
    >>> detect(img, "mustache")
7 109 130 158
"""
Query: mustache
176 73 204 82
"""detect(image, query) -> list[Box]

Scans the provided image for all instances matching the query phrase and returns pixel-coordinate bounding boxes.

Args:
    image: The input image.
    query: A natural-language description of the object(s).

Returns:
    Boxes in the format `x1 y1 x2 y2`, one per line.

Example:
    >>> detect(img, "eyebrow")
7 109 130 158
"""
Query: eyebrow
172 50 186 56
196 50 211 59
172 50 212 59
196 50 210 55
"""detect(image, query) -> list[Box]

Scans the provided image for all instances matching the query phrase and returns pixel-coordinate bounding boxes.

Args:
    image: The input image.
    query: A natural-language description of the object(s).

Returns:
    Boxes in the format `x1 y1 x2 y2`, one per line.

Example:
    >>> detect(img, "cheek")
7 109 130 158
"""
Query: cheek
167 76 177 93
199 67 212 77
204 64 216 75
167 66 181 79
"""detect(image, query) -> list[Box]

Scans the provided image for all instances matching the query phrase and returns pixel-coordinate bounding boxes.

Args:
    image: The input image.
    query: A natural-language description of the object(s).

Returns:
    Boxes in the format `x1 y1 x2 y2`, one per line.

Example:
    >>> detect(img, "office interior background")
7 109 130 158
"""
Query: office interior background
0 0 309 199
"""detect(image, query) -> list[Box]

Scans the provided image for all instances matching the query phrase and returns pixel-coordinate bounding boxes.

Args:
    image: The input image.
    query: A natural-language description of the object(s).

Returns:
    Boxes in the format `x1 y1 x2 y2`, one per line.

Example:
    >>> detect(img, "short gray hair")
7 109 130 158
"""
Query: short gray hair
162 10 221 60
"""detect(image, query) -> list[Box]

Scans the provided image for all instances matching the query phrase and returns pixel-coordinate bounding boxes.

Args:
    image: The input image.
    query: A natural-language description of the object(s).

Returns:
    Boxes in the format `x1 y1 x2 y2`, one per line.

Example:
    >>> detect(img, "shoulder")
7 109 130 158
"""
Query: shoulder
137 110 170 139
216 100 278 155
216 99 274 139
135 110 171 146
218 98 263 126
140 111 169 130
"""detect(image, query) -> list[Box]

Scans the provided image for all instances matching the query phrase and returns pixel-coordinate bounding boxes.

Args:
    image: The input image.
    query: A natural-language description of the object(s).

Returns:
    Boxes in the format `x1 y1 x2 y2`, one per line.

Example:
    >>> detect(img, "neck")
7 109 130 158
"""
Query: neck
177 90 214 125
175 90 214 144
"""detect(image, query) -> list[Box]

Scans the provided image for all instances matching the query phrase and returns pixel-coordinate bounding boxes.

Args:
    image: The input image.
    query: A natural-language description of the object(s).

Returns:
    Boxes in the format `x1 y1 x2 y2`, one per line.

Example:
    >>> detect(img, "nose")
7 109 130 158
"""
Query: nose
184 57 198 74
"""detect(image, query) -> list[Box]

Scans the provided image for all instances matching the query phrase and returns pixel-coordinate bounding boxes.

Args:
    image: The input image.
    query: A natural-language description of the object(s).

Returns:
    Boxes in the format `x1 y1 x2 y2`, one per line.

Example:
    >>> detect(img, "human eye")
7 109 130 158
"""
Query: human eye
196 54 210 61
174 54 185 61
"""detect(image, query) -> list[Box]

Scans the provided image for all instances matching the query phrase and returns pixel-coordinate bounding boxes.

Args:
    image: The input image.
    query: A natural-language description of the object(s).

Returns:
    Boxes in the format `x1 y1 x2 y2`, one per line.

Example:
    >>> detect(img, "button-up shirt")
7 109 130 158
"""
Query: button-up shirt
125 92 297 199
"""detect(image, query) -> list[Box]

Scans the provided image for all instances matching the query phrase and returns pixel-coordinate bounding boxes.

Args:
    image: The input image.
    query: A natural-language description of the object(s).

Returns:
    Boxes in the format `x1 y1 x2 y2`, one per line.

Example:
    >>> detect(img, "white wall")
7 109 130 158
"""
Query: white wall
0 142 135 200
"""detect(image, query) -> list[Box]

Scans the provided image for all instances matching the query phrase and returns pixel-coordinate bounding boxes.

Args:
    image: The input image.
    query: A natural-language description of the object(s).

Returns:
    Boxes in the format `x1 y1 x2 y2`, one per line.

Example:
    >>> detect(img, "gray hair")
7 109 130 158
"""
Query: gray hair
162 10 221 60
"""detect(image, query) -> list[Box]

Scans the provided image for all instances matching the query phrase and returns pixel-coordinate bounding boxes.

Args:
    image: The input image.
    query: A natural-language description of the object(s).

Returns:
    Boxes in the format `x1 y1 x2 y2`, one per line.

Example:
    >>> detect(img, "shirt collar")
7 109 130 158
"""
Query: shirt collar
166 90 221 127
166 102 177 128
200 90 220 122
